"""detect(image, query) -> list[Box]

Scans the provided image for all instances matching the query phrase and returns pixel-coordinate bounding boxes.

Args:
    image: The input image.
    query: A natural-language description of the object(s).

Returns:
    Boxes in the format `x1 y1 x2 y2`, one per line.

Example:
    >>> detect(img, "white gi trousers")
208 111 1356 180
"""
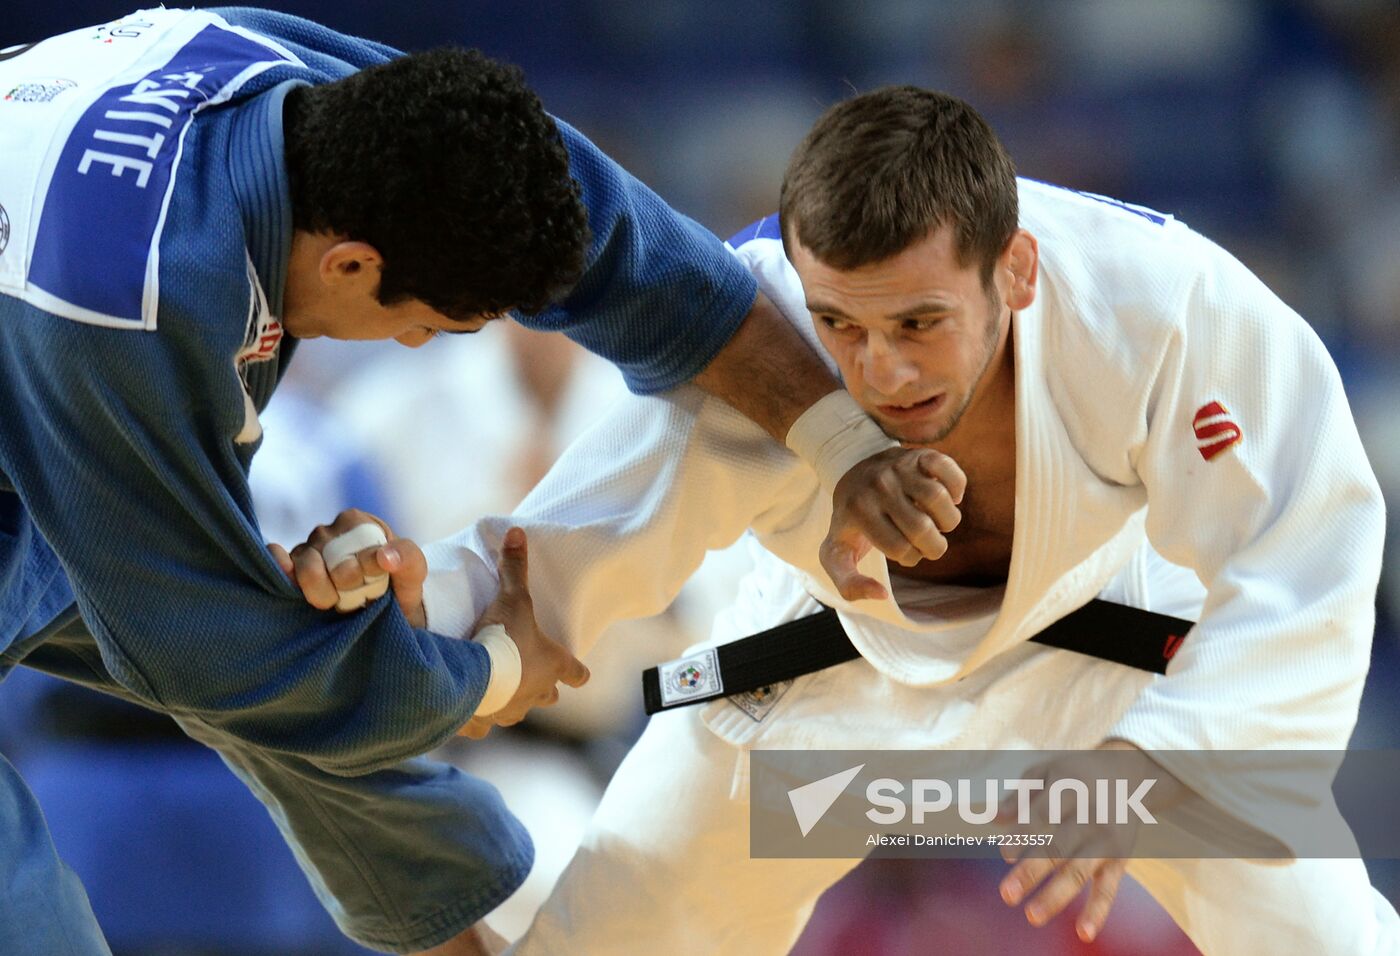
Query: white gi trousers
509 546 1399 956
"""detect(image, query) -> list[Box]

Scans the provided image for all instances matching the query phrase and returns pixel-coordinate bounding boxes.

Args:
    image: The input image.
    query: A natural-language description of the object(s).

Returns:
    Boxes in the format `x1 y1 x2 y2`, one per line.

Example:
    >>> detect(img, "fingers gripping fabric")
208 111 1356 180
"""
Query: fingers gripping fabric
322 523 389 612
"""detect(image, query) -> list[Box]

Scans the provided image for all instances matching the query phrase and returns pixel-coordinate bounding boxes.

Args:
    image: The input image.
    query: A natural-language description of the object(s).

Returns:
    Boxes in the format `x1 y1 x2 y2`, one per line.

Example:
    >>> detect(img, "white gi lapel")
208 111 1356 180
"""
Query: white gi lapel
822 273 1149 687
721 221 1152 691
956 271 1148 677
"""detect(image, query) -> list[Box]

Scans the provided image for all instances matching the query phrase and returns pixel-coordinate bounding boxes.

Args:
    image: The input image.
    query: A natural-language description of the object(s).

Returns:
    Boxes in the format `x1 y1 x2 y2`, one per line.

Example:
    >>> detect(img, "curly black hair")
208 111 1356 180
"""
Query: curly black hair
284 48 590 320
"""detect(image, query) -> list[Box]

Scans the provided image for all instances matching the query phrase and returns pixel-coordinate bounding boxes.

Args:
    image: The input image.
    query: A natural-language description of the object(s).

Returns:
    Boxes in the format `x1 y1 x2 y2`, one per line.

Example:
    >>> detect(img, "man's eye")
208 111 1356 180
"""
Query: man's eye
820 316 854 333
904 319 941 332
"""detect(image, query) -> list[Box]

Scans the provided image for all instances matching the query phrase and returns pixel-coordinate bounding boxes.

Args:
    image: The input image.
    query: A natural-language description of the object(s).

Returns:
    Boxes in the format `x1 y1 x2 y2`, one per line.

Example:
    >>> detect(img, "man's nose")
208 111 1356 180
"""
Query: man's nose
859 334 919 395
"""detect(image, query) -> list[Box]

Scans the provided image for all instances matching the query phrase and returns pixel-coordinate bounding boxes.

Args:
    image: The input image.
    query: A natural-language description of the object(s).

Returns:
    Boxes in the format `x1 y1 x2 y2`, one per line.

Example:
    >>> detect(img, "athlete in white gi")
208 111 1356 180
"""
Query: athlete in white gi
297 87 1394 955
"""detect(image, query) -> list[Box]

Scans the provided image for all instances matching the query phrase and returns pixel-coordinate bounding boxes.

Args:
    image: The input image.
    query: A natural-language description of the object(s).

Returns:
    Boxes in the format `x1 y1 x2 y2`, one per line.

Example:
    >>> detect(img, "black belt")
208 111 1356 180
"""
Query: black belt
642 599 1193 716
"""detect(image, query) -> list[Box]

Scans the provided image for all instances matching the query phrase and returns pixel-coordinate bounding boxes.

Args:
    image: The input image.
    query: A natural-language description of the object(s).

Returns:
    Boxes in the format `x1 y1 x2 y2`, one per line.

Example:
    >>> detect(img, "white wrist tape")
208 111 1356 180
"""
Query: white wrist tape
321 523 390 612
785 390 899 491
471 623 522 717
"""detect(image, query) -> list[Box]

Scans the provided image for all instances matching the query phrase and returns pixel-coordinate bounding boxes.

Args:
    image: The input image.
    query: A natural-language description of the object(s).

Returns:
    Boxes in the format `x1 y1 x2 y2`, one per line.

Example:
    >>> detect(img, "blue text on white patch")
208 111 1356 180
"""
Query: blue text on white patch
26 22 296 327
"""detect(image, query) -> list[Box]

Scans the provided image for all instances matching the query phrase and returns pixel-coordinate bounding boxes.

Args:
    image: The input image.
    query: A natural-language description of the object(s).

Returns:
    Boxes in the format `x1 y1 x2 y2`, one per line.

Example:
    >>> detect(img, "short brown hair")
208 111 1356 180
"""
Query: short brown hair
779 86 1018 283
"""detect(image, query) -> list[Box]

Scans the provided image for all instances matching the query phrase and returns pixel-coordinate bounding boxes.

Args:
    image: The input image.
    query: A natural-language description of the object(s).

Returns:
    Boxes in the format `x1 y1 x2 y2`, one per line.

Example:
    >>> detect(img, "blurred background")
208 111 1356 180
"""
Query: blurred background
2 1 1397 954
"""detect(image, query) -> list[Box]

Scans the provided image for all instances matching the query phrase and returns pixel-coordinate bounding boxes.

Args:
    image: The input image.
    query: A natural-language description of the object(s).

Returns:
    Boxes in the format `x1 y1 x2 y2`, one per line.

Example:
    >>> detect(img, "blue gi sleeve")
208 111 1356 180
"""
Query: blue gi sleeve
513 122 759 395
0 297 491 778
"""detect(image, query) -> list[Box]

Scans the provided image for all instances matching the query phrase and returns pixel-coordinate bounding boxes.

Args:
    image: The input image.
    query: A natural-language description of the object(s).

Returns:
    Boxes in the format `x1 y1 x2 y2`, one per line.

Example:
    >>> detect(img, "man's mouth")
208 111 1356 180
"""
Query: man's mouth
875 394 944 420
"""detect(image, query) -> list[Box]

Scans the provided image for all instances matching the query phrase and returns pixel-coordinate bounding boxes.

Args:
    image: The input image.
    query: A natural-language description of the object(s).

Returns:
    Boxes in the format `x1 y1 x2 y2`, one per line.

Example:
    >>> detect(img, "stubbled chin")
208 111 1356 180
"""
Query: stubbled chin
875 420 919 443
878 417 948 446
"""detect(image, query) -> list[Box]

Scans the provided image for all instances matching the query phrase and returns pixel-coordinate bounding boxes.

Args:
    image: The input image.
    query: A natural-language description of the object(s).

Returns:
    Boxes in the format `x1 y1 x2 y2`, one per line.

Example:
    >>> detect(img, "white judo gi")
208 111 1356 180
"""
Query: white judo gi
422 181 1394 955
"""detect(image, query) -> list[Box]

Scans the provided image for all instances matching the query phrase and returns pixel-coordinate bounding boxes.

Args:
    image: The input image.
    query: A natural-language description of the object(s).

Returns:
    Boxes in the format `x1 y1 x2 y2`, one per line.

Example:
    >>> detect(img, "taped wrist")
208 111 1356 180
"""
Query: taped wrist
785 390 898 491
472 624 522 717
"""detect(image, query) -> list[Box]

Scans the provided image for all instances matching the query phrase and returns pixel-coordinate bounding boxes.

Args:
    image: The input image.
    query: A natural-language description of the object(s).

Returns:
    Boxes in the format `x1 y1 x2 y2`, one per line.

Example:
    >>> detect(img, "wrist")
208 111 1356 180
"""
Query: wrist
785 390 898 491
472 624 522 717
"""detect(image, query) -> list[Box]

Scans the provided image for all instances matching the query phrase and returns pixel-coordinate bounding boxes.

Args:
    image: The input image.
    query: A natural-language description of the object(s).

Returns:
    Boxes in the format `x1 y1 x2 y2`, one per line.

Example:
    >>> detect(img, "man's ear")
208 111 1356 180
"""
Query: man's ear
1003 230 1038 311
319 240 383 288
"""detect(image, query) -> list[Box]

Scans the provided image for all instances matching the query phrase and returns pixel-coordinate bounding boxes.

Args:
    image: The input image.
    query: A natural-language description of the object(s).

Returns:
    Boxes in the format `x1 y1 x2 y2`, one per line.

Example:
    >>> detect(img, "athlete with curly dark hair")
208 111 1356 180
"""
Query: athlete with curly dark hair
283 47 587 323
0 9 951 956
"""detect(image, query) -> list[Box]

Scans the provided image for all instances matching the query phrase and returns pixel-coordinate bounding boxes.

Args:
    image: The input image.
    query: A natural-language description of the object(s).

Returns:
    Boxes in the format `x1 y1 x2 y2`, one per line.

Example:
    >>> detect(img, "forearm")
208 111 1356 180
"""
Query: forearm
423 387 811 655
691 290 841 442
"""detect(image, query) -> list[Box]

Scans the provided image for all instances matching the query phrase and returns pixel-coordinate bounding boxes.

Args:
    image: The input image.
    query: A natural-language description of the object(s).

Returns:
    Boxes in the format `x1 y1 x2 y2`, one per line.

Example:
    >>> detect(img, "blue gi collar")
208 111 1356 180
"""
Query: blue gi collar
227 78 304 320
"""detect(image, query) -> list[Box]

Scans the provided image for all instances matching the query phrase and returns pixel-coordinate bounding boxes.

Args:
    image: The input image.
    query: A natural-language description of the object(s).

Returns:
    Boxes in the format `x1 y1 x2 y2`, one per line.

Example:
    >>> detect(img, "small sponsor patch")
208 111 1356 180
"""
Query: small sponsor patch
92 17 158 43
3 78 76 103
729 680 793 722
1192 401 1242 462
0 202 9 256
235 256 282 368
658 648 722 707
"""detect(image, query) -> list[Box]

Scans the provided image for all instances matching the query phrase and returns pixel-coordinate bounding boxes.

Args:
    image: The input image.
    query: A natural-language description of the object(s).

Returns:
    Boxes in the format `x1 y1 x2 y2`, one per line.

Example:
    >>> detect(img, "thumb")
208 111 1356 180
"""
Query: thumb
820 533 887 602
378 539 428 627
267 542 295 579
496 527 530 599
558 650 591 689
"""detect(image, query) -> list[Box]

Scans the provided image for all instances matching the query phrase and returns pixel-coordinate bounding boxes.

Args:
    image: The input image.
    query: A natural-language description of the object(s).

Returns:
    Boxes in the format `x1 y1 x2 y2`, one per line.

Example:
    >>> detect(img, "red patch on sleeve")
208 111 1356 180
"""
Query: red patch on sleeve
1192 401 1242 462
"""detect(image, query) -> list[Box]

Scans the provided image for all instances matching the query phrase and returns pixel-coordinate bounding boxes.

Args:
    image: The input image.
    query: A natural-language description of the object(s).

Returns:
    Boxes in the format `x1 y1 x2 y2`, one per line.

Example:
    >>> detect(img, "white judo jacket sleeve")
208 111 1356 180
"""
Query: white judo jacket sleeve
1094 228 1385 755
420 387 822 658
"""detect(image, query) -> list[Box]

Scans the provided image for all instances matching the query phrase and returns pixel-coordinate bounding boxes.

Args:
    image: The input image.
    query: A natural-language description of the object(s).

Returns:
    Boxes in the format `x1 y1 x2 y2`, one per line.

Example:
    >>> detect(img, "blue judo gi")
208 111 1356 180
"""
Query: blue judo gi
0 8 756 953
